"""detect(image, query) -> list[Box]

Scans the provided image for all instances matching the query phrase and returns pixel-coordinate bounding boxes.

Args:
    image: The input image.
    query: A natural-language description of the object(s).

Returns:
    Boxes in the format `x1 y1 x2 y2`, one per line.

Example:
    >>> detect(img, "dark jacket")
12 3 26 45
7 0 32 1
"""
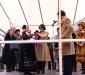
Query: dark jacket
21 32 36 60
2 33 16 64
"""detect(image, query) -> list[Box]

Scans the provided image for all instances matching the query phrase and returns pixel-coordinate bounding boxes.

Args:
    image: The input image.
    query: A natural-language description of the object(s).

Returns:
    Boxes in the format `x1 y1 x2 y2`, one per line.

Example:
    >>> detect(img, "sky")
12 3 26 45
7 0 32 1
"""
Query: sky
0 0 85 40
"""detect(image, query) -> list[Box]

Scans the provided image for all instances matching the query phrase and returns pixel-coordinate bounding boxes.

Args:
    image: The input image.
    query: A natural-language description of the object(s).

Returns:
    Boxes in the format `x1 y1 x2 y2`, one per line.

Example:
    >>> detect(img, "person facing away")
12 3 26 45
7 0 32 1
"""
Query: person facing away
57 10 75 75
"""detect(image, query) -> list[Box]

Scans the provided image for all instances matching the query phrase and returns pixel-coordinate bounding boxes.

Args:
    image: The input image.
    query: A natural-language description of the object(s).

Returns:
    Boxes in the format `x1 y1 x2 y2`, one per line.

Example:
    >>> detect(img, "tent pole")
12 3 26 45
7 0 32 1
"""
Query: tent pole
58 0 63 75
0 3 13 27
18 0 29 26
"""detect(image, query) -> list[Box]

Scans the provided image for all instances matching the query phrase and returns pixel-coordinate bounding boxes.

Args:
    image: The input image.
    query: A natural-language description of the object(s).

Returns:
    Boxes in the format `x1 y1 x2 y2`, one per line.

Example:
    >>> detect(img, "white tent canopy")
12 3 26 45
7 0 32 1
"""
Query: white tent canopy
0 1 85 75
0 0 85 39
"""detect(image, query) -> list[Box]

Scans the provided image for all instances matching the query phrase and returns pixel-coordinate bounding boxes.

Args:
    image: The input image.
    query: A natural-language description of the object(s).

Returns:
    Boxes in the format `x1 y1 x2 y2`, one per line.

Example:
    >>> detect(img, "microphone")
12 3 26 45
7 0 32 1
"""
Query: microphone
53 20 57 23
52 20 57 26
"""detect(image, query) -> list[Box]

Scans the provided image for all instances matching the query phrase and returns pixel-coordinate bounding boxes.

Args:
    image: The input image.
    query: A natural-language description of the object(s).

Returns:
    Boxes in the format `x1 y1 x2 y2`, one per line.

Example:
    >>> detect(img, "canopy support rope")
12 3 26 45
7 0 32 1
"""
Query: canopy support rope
0 28 6 34
18 0 29 26
0 33 5 37
0 3 13 27
73 0 79 25
74 17 85 25
38 0 44 24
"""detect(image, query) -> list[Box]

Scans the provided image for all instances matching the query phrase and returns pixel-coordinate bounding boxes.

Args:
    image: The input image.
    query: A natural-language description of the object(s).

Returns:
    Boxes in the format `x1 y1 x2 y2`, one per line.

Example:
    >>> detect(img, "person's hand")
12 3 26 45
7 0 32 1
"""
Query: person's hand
61 35 65 39
27 30 31 34
79 43 84 47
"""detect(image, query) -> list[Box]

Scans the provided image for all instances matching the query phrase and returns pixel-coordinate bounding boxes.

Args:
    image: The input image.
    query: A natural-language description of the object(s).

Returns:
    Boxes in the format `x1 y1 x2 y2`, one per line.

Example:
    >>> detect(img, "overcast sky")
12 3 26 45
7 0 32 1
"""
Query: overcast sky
0 0 85 39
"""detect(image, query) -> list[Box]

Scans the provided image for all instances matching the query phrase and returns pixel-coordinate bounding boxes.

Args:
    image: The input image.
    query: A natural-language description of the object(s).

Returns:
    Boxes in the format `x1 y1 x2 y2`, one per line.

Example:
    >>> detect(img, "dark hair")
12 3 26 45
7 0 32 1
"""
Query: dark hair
22 25 26 29
15 29 20 33
39 24 46 30
34 30 39 33
57 27 59 31
57 10 66 16
78 21 85 29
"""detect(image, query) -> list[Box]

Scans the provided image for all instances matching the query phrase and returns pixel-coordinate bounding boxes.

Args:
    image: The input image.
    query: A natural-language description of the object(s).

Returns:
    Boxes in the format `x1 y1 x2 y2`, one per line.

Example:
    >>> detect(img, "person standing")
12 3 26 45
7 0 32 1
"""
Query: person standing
21 25 36 75
57 10 75 75
14 29 21 71
35 24 51 74
2 28 16 72
76 22 85 74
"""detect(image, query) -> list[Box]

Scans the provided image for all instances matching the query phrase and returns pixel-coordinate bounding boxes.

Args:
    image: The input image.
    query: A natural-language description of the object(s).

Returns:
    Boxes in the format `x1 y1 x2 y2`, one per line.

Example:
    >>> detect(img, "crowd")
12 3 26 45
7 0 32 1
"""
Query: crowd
0 24 55 75
0 10 85 75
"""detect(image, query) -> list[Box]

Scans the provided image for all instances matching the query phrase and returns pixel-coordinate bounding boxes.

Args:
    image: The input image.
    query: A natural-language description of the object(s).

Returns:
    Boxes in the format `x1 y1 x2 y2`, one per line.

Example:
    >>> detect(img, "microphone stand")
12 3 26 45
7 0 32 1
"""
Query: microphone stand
51 21 57 72
52 20 57 36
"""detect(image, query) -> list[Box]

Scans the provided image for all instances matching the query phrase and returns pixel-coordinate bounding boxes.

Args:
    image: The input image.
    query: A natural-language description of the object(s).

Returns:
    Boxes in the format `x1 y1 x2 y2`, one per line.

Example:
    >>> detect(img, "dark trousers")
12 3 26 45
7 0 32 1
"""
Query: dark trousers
6 50 15 70
48 61 56 70
37 61 45 71
81 62 85 72
0 57 4 69
63 55 75 75
18 50 24 72
48 48 56 70
73 54 77 72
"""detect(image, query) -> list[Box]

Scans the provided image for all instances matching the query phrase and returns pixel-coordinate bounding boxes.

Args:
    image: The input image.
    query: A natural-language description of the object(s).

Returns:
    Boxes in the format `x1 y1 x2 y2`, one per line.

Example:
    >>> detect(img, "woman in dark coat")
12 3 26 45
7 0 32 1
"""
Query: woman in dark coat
20 25 36 75
2 29 16 72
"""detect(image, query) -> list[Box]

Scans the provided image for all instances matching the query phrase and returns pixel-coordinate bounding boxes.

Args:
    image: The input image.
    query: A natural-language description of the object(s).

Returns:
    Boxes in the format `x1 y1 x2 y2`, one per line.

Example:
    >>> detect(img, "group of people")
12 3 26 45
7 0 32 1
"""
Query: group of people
0 10 85 75
1 24 54 75
57 10 85 75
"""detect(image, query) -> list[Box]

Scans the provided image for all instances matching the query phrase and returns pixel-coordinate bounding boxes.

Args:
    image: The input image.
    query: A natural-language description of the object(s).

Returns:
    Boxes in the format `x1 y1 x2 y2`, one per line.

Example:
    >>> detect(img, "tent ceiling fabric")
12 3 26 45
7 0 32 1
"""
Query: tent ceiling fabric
0 0 85 38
